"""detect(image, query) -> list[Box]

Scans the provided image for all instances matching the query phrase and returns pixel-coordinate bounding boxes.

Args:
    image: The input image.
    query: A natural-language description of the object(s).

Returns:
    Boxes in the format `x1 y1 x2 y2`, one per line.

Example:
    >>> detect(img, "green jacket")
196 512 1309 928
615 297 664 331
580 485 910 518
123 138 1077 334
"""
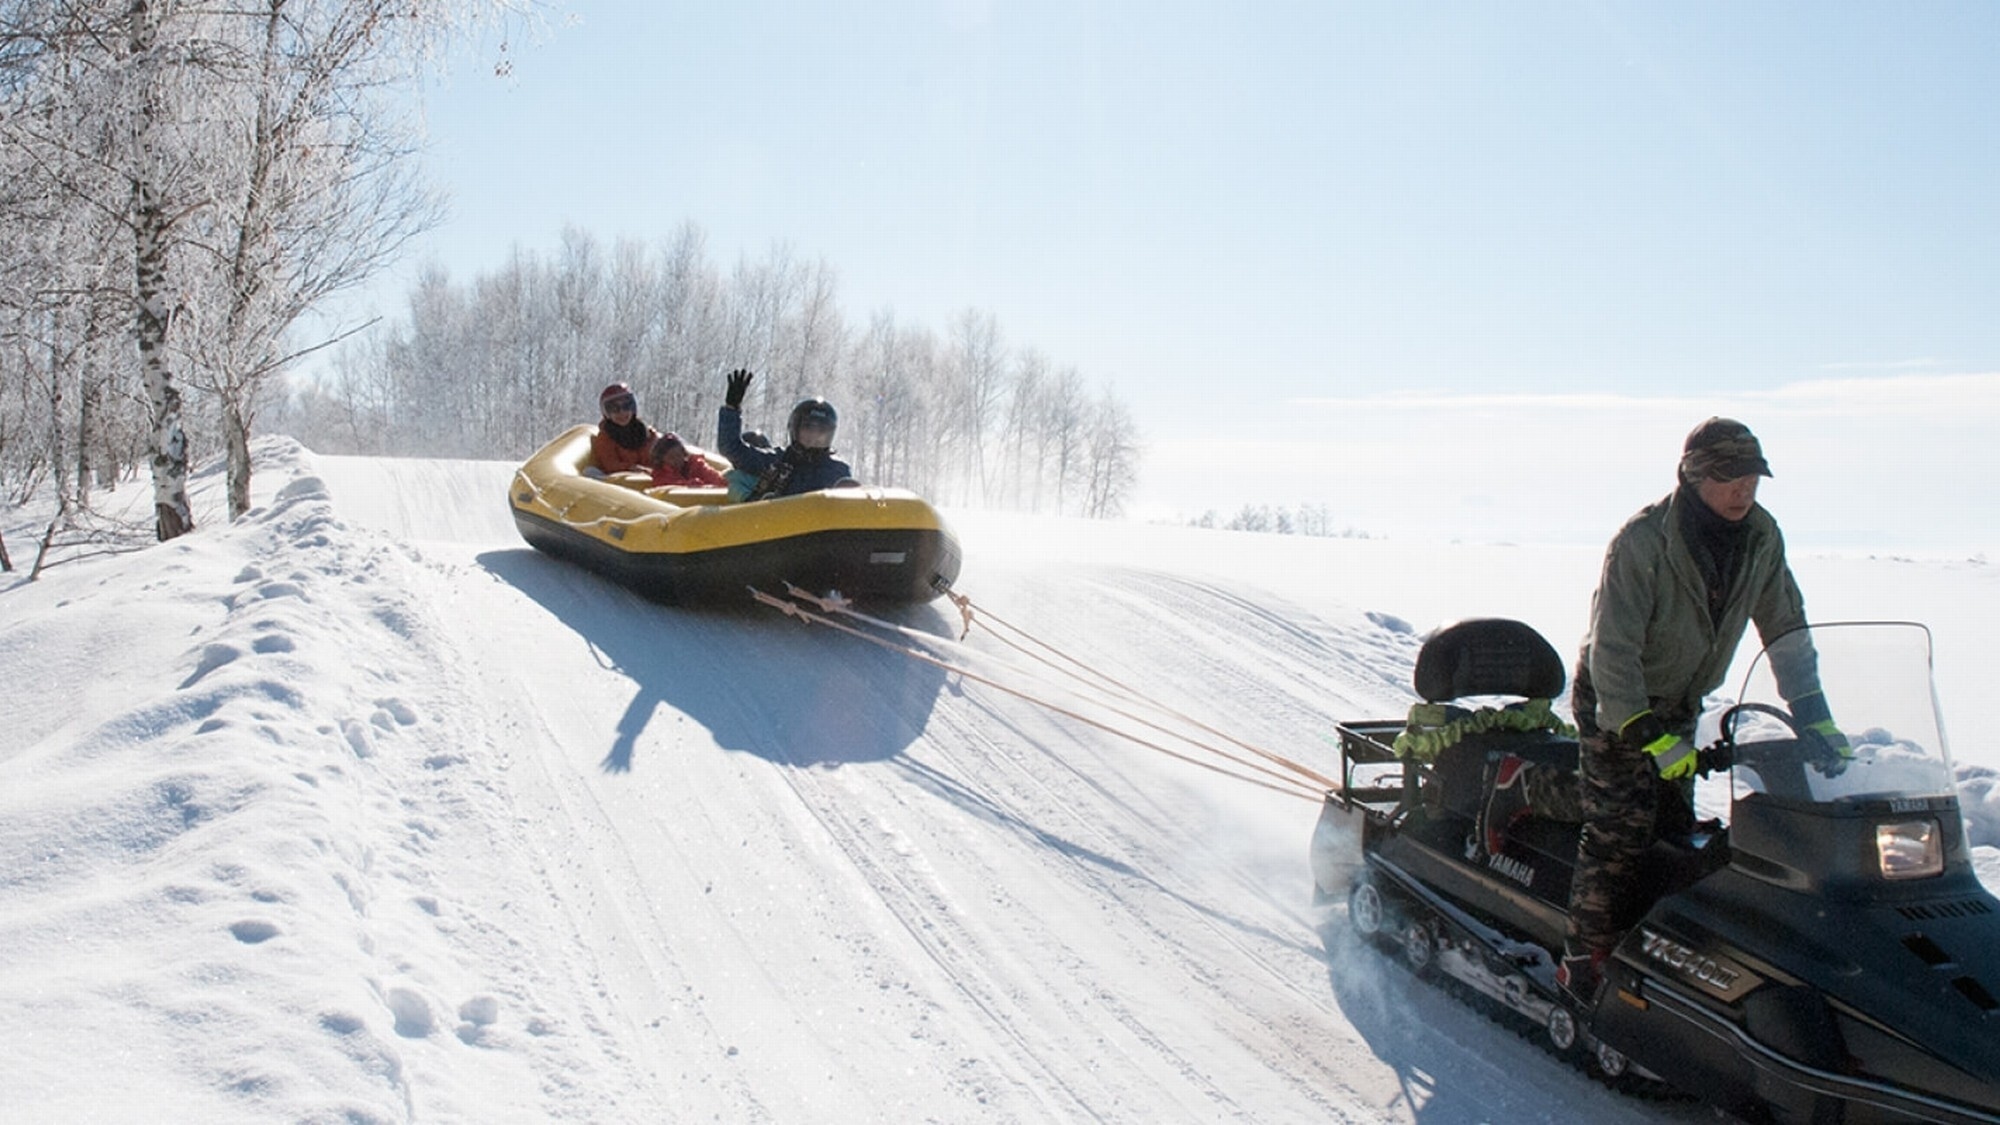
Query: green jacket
1582 489 1813 736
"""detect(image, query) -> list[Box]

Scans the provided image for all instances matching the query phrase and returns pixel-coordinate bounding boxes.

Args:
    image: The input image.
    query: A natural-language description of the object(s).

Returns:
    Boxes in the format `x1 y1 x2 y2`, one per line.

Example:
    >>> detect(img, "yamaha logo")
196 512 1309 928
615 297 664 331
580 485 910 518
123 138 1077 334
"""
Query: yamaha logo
1486 851 1534 888
1640 928 1742 992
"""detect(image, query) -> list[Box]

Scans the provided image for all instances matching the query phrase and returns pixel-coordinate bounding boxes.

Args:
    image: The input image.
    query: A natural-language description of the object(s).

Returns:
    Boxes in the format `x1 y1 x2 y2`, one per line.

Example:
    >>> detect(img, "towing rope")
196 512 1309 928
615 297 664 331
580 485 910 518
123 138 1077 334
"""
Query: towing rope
750 584 1337 802
946 596 1342 792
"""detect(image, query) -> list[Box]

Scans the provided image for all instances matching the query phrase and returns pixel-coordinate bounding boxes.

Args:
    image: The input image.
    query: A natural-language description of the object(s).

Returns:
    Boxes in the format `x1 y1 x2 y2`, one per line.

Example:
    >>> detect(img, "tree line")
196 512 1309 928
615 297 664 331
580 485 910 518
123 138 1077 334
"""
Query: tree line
284 225 1142 517
1189 503 1375 539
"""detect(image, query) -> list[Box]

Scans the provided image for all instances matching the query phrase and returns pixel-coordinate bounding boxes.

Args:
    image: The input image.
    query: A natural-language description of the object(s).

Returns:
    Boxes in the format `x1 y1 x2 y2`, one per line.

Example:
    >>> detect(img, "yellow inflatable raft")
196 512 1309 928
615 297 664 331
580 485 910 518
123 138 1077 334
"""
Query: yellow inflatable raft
509 425 962 604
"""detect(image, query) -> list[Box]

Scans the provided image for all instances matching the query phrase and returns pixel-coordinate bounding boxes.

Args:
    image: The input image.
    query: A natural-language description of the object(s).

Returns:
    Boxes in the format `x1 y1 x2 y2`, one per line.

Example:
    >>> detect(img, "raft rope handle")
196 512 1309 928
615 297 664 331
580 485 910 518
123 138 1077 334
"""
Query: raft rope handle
780 583 1342 795
945 588 975 640
516 466 690 529
755 586 1329 801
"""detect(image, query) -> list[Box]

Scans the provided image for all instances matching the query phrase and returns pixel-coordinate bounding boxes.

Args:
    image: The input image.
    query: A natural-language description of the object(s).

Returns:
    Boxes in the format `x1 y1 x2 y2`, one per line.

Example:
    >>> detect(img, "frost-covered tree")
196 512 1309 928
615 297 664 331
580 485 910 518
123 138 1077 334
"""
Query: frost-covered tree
1079 391 1138 519
0 0 519 539
1039 365 1089 513
940 307 1004 505
181 0 458 519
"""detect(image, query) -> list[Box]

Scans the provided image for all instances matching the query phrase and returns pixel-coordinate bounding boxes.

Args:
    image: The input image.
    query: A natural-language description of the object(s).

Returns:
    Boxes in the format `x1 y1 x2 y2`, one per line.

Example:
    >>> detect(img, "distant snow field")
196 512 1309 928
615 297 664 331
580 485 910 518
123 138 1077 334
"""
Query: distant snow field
1 438 1992 1123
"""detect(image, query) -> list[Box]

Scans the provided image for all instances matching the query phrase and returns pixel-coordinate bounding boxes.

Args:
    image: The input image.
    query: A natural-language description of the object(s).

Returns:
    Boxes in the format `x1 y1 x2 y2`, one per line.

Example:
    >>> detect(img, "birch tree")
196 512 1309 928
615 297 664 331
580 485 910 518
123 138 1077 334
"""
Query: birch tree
182 0 451 519
1 0 517 539
123 0 198 538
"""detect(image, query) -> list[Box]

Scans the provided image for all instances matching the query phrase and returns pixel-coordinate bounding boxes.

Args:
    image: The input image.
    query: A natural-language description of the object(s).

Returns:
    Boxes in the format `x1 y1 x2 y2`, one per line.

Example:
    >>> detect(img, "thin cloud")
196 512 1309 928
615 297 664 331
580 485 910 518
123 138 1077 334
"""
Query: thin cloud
1153 372 2000 551
1817 358 1946 373
1286 371 2000 421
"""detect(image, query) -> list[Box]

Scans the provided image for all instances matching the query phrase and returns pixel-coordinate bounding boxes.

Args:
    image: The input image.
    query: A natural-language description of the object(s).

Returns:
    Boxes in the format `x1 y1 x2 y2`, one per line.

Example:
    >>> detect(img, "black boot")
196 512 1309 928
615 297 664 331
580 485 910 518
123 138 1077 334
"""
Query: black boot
1556 944 1606 1004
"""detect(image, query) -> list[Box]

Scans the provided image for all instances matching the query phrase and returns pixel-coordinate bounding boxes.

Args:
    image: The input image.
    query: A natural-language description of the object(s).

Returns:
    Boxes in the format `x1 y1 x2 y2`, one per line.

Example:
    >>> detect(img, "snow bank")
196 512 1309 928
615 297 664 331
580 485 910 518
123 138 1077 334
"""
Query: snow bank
0 441 639 1121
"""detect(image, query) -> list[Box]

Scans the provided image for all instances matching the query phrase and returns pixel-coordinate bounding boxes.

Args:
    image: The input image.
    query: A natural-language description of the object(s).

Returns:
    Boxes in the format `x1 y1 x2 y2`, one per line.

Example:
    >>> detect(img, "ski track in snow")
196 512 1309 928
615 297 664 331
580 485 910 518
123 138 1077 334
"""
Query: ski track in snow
302 451 1702 1124
10 442 1988 1122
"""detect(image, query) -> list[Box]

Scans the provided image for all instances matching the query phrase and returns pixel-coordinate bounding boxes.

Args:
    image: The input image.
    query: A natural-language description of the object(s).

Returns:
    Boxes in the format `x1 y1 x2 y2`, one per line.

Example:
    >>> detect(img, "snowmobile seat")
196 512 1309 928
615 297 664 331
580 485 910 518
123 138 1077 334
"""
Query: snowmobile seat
1413 617 1566 704
1402 619 1578 823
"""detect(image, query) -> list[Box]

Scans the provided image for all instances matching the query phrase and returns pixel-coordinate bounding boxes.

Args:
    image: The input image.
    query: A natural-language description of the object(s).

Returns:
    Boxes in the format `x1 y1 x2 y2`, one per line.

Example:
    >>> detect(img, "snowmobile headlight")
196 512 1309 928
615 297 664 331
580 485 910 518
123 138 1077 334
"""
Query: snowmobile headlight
1876 818 1943 880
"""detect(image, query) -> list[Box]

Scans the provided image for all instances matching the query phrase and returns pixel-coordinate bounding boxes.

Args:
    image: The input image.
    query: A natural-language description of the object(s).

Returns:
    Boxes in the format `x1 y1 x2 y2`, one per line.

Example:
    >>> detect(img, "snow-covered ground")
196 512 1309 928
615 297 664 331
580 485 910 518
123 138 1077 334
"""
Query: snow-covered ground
2 440 1994 1123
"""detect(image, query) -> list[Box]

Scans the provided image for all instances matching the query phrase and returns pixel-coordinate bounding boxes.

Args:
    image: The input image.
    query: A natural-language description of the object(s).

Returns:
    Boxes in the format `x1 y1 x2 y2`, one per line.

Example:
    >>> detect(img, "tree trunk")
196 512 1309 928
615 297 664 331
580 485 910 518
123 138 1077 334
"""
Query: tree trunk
137 188 194 540
75 374 96 506
47 318 73 518
225 399 252 518
130 0 194 541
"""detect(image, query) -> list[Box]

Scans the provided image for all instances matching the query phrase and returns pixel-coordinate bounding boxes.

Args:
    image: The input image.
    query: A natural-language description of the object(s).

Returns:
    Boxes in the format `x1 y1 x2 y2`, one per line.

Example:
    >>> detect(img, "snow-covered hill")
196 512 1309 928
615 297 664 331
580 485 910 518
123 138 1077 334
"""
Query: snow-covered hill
2 439 1993 1123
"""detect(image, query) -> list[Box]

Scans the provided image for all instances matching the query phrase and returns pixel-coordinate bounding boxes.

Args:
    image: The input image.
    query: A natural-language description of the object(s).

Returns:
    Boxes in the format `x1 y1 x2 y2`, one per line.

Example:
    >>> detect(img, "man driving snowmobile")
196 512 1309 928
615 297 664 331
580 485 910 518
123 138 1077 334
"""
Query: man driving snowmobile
1485 417 1850 1001
715 368 857 501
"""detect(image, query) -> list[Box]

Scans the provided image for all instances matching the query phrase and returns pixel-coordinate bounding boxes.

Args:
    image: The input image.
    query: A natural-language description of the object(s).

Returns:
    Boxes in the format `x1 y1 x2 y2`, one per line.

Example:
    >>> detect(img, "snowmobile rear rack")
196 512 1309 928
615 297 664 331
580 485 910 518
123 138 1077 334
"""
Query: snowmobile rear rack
1329 719 1409 814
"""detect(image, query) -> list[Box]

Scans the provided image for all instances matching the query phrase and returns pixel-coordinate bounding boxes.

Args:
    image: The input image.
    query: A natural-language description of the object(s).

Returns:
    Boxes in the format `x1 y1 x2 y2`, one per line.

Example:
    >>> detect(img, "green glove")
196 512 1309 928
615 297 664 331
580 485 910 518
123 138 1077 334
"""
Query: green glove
1621 710 1697 780
1791 691 1853 776
1806 718 1853 776
1642 732 1699 780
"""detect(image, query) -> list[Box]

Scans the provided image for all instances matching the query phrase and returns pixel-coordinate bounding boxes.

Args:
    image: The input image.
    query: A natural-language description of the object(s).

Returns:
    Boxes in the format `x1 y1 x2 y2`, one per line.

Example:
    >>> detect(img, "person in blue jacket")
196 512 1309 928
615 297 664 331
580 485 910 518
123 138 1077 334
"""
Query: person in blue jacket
716 368 858 501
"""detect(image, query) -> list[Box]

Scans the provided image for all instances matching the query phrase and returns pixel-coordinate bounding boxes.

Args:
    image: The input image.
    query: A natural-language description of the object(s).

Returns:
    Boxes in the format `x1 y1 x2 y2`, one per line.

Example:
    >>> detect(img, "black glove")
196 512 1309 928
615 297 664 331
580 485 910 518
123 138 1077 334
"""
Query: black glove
1695 742 1733 776
724 368 753 409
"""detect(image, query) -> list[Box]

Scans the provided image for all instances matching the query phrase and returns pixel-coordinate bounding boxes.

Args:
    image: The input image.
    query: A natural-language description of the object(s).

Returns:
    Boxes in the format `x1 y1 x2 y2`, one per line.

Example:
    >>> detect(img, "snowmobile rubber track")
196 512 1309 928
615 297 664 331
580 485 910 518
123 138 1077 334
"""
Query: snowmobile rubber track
1344 869 1689 1103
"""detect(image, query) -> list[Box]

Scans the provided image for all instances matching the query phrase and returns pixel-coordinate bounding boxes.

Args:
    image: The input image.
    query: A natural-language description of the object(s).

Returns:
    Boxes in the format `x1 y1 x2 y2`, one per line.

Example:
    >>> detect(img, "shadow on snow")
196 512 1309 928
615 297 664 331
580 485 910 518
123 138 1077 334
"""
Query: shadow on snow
479 546 951 773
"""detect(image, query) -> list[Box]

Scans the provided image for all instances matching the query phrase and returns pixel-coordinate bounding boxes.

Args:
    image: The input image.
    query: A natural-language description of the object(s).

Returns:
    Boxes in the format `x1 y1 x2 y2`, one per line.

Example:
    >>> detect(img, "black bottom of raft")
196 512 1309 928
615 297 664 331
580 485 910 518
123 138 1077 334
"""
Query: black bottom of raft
512 508 963 606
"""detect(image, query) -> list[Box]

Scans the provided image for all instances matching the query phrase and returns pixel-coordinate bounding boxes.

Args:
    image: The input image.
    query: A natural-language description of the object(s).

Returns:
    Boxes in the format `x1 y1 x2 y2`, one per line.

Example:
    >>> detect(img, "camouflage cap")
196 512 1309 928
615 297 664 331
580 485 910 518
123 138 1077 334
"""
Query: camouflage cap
1679 417 1772 482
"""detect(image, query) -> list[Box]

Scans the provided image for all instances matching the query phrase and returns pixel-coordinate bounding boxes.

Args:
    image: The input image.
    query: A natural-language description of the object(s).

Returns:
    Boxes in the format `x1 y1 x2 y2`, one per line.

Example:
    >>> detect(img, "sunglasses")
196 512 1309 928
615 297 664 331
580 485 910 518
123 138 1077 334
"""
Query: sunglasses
604 396 636 414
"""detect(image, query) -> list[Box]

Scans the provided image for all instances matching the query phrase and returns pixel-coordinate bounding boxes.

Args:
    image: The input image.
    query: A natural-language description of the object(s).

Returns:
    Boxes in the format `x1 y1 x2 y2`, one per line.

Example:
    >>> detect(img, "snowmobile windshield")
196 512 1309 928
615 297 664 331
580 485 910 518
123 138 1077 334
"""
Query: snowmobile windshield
1725 622 1956 807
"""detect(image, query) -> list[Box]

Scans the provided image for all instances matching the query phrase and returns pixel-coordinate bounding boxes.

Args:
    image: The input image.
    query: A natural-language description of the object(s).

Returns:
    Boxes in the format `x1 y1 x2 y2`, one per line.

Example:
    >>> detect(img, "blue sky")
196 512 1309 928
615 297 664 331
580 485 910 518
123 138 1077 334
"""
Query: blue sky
358 1 2000 549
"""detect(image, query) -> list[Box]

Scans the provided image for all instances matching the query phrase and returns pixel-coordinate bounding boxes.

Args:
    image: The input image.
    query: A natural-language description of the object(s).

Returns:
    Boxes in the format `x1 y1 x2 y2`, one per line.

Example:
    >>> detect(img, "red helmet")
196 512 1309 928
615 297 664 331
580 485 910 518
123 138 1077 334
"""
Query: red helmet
600 383 637 417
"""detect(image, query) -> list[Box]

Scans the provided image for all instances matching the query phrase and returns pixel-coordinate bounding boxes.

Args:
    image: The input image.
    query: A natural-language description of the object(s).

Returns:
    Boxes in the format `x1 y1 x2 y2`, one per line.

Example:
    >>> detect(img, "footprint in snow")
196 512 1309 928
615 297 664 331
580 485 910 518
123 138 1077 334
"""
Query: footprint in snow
372 698 419 727
227 581 307 610
386 988 435 1038
455 995 502 1046
181 642 241 689
320 1011 366 1035
342 718 375 758
230 919 280 944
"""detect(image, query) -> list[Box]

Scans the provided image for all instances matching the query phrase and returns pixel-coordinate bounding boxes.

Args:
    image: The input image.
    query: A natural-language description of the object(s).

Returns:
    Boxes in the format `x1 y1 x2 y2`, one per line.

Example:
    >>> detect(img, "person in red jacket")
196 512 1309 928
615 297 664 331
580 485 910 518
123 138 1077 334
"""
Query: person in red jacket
646 432 727 488
586 383 659 477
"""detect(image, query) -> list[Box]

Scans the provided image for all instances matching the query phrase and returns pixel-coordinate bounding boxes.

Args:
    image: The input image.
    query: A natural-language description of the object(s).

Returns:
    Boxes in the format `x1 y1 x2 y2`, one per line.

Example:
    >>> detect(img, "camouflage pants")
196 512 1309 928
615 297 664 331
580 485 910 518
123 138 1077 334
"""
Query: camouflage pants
1517 761 1584 823
1565 729 1666 955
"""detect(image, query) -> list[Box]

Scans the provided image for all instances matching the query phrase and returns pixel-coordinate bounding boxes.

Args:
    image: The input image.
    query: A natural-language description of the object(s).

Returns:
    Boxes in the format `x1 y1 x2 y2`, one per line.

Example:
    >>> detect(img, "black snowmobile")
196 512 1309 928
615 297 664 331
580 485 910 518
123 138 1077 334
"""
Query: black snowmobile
1310 617 2000 1123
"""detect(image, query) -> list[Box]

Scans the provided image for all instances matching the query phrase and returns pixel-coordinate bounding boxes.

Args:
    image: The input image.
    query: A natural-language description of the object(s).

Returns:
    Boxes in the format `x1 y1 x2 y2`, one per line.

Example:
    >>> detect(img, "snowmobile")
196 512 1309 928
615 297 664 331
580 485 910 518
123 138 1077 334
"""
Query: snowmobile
1310 617 2000 1123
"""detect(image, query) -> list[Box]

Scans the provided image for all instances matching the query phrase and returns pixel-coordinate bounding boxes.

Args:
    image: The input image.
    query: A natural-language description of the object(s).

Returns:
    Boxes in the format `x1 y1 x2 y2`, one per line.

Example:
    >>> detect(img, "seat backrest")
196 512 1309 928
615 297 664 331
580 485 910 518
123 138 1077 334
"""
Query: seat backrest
1414 617 1565 703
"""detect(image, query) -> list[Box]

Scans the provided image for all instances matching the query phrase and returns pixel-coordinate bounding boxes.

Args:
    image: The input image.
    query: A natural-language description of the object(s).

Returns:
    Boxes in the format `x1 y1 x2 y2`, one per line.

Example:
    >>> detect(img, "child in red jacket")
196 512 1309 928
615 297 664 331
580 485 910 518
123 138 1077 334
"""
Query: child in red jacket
588 383 660 477
647 432 727 488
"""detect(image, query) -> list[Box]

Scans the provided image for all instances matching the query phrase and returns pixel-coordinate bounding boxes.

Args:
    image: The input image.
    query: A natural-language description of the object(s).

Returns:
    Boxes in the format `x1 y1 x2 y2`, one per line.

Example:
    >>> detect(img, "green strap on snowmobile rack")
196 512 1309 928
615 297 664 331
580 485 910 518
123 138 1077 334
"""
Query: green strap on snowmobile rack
1392 697 1575 763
